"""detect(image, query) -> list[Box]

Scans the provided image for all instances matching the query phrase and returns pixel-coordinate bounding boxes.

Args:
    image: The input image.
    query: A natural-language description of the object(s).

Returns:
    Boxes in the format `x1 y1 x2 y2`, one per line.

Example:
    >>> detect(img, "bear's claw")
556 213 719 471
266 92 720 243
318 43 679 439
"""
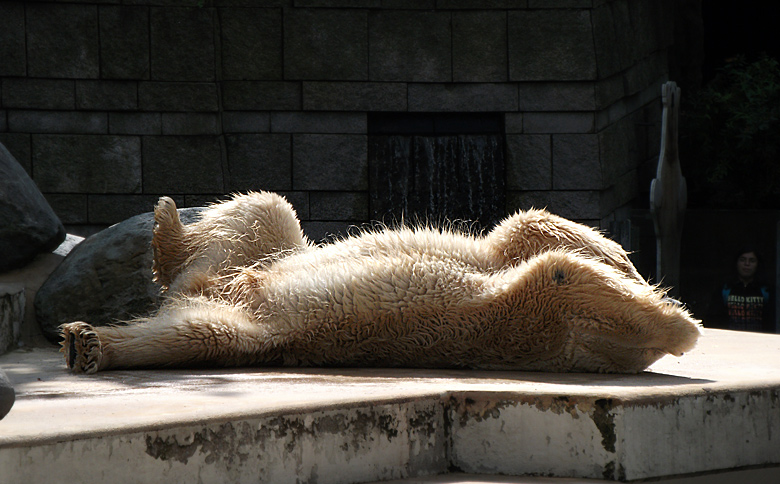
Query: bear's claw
60 322 103 374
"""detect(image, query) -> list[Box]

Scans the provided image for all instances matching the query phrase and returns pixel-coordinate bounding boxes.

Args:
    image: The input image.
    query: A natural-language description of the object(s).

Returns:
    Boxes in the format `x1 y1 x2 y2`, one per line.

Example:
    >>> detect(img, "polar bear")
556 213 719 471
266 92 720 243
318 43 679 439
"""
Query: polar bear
60 192 701 374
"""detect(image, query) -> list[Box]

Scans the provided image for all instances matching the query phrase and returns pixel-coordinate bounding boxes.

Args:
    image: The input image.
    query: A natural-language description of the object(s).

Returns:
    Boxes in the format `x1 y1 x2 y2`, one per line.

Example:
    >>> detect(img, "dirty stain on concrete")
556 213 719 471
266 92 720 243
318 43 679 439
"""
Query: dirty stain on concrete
447 392 518 425
139 400 446 484
447 391 617 479
592 398 616 454
145 421 257 466
601 460 626 481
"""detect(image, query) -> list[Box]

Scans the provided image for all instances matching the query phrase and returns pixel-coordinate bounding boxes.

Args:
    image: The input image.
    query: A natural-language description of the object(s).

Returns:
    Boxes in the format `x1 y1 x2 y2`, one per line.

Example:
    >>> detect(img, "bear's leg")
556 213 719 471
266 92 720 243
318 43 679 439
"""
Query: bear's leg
152 192 311 295
495 250 700 372
60 300 275 374
486 209 643 281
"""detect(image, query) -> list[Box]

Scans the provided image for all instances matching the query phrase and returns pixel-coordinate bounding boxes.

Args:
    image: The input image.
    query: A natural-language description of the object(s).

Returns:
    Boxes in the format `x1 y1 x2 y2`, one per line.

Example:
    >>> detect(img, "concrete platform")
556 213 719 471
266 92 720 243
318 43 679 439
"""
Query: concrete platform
1 329 779 484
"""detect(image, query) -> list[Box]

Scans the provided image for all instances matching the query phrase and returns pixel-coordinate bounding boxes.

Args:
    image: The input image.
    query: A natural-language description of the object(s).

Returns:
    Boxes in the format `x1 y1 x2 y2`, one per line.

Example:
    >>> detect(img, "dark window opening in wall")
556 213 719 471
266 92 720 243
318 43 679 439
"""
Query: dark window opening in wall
368 113 505 230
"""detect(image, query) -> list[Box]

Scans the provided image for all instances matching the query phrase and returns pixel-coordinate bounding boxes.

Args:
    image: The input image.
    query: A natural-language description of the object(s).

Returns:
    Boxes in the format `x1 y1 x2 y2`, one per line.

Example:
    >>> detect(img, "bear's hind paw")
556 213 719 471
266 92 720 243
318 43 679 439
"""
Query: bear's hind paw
152 196 189 290
60 322 103 374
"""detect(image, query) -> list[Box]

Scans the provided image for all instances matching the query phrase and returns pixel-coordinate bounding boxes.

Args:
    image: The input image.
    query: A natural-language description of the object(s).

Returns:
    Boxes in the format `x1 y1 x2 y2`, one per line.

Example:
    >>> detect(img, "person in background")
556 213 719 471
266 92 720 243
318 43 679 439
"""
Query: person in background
708 245 776 333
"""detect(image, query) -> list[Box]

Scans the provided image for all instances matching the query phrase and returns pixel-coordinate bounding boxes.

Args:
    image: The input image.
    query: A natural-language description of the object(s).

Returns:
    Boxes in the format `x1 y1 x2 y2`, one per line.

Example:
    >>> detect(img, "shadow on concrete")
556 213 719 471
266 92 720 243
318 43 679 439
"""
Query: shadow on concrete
81 365 715 392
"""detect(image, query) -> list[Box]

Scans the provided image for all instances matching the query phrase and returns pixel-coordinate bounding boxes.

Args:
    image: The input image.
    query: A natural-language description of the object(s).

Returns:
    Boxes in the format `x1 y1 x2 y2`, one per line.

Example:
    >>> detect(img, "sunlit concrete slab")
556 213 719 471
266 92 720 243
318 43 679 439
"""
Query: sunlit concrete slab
0 329 779 483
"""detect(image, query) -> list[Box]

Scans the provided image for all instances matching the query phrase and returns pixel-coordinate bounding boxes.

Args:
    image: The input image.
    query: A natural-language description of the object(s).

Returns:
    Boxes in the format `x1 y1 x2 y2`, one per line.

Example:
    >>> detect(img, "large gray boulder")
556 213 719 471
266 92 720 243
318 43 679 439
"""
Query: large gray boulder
0 367 13 420
35 208 203 343
0 283 24 355
0 142 66 272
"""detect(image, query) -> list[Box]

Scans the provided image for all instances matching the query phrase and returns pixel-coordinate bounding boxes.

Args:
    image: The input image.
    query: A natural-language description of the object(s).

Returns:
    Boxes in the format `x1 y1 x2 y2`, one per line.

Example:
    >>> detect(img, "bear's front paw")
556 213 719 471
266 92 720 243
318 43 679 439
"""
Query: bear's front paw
60 322 103 374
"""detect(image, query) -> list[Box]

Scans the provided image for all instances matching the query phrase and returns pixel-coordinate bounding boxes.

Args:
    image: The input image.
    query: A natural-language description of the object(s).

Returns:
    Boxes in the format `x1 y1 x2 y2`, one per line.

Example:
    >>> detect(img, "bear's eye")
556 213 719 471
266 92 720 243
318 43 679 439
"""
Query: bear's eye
552 269 566 285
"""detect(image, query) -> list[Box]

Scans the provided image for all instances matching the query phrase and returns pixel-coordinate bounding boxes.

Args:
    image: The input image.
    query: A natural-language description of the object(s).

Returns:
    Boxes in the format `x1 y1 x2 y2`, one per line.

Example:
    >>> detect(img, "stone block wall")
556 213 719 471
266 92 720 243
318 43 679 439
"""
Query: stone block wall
0 0 684 241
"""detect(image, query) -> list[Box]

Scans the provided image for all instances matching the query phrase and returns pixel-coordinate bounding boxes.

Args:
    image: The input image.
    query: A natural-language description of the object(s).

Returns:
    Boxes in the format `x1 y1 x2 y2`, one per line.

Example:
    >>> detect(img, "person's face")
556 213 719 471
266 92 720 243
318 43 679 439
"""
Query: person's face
737 252 758 281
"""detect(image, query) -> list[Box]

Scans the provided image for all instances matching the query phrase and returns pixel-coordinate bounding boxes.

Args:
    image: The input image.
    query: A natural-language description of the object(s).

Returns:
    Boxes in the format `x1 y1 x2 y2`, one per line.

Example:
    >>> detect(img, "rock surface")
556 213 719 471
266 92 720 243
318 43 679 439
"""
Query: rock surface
0 234 85 348
0 367 13 420
0 142 66 272
34 208 203 343
0 284 24 355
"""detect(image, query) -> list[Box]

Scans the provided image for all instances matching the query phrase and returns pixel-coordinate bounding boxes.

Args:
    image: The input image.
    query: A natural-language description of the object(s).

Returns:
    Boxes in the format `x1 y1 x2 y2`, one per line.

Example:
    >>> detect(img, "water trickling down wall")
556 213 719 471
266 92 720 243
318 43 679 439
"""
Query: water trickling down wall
369 113 505 229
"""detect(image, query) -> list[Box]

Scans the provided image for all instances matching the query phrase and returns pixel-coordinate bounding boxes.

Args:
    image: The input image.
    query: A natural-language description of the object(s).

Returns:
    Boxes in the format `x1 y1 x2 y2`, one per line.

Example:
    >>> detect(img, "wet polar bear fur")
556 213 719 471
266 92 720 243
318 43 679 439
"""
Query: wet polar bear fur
60 191 701 374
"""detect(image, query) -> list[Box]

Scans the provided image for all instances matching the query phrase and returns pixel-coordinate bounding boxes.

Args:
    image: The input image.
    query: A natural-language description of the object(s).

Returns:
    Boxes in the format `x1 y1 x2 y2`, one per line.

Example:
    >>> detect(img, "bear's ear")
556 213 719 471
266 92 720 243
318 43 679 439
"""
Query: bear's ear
151 197 191 290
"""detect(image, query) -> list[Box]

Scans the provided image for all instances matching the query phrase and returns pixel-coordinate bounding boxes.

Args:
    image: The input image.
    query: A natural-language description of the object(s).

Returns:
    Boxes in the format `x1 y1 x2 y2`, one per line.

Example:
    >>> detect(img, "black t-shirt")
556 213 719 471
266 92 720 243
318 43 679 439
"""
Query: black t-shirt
709 280 776 333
